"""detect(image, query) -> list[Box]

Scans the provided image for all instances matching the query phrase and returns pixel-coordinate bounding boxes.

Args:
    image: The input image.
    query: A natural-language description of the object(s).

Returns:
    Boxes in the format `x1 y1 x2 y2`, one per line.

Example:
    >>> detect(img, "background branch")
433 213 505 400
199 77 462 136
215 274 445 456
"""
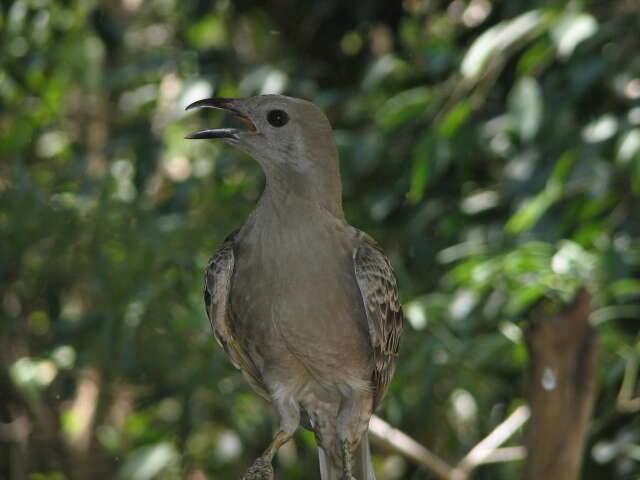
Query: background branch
370 405 528 480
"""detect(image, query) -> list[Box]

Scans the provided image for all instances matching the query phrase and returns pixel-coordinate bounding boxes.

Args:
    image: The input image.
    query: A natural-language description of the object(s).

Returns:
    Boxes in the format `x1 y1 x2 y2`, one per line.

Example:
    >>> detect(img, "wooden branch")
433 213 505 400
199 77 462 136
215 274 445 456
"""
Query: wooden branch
67 368 101 453
370 405 528 480
456 404 529 472
617 350 640 412
369 415 455 480
523 289 599 480
480 446 526 464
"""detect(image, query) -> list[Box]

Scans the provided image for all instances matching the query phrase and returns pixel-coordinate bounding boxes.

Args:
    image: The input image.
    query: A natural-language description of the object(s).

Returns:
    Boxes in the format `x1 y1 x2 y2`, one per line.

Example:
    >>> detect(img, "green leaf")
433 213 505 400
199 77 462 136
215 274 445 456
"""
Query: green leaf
505 186 560 234
509 76 543 141
376 86 432 131
505 152 576 234
610 278 640 301
407 132 435 204
506 282 547 316
634 158 640 197
551 11 598 59
28 473 66 480
187 14 227 49
439 101 473 138
461 10 544 79
517 38 554 76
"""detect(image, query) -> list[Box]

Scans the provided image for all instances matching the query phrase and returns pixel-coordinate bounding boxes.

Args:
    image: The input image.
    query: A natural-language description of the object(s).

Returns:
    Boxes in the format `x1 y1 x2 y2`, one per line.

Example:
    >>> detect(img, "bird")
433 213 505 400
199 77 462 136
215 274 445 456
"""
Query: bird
185 95 403 480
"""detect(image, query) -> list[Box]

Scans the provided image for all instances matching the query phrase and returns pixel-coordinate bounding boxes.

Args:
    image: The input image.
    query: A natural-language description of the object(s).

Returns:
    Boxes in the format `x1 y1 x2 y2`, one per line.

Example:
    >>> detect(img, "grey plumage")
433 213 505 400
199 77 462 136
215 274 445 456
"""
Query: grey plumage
189 95 403 480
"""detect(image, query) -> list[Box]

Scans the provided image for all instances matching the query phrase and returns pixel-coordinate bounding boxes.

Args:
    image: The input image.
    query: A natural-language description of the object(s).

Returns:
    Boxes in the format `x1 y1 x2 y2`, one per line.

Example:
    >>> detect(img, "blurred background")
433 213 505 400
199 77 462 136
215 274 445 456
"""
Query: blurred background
1 0 640 479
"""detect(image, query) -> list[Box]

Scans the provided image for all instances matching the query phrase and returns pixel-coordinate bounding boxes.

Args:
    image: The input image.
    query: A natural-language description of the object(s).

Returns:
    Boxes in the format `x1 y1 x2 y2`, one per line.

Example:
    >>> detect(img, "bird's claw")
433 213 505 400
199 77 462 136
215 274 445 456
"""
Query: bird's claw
241 456 274 480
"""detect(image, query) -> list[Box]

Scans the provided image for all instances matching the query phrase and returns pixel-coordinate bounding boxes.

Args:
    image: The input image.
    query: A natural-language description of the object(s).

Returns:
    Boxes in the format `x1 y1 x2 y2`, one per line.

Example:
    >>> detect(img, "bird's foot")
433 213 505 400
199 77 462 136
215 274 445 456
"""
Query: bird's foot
241 457 274 480
340 477 356 480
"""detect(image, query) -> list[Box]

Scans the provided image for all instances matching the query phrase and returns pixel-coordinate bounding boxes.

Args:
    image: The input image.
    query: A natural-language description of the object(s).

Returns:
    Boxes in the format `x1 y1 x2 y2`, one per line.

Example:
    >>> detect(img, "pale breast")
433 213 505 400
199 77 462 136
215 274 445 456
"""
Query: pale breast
230 215 373 394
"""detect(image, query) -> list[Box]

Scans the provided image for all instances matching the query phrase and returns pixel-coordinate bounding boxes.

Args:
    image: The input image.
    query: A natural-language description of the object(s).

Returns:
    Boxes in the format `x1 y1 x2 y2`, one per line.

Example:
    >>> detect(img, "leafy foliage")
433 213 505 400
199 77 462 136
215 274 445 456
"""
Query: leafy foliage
1 0 639 479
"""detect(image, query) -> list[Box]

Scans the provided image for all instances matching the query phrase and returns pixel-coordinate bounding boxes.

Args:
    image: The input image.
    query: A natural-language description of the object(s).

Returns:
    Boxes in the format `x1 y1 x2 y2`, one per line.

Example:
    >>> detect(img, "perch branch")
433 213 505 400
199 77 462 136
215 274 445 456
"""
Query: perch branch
370 406 528 480
455 404 530 473
369 414 455 480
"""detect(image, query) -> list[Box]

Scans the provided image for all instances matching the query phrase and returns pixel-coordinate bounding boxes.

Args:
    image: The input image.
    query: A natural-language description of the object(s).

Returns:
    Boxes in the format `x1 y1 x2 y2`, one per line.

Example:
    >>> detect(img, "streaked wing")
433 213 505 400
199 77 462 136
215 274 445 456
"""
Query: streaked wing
204 233 268 398
353 237 403 408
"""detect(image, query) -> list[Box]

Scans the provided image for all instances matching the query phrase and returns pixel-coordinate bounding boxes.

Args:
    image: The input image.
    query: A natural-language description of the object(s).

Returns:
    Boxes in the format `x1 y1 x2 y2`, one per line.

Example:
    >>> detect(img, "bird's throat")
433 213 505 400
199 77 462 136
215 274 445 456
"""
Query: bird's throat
257 171 344 221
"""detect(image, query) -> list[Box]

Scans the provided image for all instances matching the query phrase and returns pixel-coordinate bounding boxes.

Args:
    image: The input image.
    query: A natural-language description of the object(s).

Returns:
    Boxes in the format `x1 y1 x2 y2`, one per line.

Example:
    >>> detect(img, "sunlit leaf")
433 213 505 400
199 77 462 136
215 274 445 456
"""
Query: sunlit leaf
119 443 178 480
617 129 640 166
551 240 596 279
405 299 428 330
362 54 403 90
551 11 598 59
509 76 543 141
461 10 544 79
10 357 58 390
582 114 618 143
187 13 227 49
461 190 499 215
179 79 214 112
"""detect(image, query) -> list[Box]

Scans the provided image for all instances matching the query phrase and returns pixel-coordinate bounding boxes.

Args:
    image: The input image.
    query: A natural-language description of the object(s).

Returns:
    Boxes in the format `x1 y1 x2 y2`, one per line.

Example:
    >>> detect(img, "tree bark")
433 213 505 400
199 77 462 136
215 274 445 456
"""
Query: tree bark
523 289 599 480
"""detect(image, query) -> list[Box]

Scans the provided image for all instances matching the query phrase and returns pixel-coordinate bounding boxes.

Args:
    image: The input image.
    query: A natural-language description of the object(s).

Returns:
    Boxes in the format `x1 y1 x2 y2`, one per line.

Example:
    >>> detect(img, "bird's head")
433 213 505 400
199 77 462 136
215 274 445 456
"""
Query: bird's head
185 94 342 213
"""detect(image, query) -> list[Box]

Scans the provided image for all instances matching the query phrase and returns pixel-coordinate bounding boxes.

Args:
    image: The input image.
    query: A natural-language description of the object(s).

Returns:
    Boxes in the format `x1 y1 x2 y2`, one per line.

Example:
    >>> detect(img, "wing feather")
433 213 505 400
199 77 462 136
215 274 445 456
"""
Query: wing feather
204 233 268 398
353 236 403 409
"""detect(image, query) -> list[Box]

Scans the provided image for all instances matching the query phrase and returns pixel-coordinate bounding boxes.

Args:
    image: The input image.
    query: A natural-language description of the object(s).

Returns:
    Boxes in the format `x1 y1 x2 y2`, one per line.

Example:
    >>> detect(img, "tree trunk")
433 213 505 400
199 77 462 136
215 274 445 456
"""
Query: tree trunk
523 289 599 480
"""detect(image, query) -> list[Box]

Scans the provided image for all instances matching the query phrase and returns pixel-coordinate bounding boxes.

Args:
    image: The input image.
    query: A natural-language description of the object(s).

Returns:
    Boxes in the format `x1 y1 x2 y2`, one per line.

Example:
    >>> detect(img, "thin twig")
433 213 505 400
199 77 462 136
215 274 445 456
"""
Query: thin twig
369 406 529 480
617 350 640 413
480 446 526 464
456 405 530 472
369 414 455 480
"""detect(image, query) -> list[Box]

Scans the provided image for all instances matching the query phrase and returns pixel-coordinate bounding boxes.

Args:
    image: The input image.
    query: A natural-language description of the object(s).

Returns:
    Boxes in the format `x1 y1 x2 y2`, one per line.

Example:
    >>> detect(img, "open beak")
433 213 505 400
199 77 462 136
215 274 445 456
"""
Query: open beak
184 98 258 140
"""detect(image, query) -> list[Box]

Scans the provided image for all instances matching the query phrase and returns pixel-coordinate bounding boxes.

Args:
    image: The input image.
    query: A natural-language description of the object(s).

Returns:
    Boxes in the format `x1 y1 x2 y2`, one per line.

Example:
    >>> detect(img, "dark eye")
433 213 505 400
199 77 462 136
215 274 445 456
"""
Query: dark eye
267 109 289 127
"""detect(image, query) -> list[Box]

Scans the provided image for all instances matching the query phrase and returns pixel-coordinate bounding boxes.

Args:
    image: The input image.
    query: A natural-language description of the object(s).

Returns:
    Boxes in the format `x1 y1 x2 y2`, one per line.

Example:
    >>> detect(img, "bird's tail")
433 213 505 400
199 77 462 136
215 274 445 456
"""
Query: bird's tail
318 434 376 480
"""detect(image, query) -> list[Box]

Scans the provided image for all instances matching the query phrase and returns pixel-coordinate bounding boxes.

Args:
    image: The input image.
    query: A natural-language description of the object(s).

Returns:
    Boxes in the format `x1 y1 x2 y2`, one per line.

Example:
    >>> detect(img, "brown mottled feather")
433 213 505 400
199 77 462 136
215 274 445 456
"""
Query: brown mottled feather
203 232 269 399
352 233 403 409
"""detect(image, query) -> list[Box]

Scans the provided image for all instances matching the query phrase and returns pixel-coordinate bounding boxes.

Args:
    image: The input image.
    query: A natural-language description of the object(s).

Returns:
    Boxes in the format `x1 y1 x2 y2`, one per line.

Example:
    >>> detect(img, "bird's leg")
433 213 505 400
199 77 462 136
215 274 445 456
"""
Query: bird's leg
242 392 300 480
340 439 356 480
262 430 292 463
241 430 292 480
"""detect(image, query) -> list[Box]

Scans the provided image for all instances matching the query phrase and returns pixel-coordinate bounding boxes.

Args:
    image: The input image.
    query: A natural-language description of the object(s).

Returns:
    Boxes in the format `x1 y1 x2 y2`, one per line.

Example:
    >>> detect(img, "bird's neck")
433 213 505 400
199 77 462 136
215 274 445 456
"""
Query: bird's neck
257 168 345 221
